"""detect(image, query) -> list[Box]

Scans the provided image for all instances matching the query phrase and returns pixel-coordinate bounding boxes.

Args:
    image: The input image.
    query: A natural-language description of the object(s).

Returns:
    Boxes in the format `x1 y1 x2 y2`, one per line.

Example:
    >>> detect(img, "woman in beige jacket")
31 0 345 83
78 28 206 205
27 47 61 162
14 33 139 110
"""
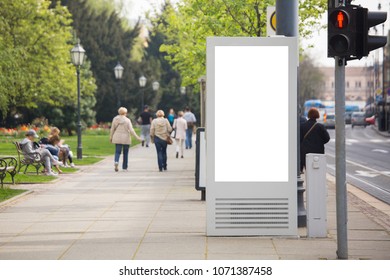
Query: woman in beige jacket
150 110 172 171
110 107 141 172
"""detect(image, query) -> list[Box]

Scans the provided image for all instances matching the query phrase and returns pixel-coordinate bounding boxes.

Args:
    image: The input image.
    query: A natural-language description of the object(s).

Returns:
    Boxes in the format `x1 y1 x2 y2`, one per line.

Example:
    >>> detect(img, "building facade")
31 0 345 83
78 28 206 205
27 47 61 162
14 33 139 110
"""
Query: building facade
319 66 378 103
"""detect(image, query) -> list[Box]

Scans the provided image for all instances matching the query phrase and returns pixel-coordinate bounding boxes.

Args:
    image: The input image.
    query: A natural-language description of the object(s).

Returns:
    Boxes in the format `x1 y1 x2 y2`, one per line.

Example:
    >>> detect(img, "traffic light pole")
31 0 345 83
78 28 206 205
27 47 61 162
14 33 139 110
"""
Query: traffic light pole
329 0 348 260
275 0 306 227
334 57 348 259
328 0 386 260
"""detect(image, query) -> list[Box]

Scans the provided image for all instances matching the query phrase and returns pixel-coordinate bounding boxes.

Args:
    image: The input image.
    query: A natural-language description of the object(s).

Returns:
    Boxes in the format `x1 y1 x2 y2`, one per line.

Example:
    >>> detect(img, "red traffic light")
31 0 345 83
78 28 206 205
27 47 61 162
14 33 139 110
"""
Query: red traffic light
331 10 349 29
337 11 347 28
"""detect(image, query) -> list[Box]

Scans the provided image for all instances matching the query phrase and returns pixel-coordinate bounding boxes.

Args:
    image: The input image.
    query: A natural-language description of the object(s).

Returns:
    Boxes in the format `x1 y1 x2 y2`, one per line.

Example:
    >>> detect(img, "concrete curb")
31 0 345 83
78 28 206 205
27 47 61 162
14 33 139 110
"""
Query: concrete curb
370 125 390 137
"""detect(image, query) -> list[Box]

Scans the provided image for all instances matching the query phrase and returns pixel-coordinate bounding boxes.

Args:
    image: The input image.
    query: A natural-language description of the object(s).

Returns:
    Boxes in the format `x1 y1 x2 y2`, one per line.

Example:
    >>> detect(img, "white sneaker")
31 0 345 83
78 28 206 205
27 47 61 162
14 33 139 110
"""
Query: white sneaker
45 171 58 176
53 160 64 166
70 163 75 168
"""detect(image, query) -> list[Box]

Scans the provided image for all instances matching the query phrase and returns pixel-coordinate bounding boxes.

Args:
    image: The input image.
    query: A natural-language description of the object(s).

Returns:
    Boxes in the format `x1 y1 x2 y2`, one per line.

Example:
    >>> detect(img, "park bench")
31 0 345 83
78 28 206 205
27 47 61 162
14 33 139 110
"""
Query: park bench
0 157 17 188
13 141 43 175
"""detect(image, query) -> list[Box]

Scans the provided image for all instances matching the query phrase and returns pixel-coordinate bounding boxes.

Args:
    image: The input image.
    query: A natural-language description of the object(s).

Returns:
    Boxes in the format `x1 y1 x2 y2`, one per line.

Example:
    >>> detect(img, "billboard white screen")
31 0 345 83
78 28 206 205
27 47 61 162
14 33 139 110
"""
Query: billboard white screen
214 46 289 182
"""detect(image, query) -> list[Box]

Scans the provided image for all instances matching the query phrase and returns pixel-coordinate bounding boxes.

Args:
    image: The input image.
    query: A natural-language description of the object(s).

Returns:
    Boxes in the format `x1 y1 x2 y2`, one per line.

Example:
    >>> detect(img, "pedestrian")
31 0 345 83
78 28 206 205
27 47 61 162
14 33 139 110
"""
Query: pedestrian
150 110 173 172
183 106 196 149
139 105 152 147
300 107 330 172
42 127 75 168
20 129 63 176
167 108 176 127
110 107 141 172
173 111 187 158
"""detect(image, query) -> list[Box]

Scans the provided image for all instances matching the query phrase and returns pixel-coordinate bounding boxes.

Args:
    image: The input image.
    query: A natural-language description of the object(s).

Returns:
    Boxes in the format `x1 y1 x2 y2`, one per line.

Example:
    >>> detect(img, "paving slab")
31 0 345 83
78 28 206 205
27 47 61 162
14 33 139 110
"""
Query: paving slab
0 140 389 260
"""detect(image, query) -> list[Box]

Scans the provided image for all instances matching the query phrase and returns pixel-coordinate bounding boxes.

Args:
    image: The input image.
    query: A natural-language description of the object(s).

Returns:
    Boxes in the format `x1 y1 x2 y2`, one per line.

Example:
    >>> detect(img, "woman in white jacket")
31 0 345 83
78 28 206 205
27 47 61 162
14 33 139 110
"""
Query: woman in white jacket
110 107 141 172
173 111 187 158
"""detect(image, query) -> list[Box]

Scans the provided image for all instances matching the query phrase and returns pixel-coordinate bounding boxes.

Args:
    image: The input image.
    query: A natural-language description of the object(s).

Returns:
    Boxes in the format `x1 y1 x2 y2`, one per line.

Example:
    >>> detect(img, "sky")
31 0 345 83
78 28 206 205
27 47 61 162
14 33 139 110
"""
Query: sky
125 0 389 67
121 0 179 21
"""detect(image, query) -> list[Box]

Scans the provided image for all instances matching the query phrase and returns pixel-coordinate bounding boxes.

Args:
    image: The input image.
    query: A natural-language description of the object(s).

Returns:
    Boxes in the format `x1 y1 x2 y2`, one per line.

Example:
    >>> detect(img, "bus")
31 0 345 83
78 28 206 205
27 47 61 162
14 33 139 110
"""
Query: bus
303 99 328 123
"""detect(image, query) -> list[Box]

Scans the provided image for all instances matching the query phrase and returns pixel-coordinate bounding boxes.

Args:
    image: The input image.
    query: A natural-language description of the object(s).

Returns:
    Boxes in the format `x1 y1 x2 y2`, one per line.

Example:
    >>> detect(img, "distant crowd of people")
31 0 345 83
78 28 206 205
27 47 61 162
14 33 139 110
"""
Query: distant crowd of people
19 106 327 176
110 105 197 172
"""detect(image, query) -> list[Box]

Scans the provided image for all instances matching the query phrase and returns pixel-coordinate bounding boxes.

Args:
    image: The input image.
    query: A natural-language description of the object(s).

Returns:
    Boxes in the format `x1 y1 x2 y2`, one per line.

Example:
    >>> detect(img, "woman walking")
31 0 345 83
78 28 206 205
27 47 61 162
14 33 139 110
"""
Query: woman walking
300 108 330 172
173 111 187 158
110 107 141 172
150 110 172 172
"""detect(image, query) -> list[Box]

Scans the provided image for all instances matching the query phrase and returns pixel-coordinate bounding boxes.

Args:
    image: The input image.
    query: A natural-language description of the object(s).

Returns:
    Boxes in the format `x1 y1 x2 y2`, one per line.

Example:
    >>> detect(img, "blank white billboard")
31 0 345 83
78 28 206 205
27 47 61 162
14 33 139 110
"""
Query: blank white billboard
206 37 298 236
215 46 289 182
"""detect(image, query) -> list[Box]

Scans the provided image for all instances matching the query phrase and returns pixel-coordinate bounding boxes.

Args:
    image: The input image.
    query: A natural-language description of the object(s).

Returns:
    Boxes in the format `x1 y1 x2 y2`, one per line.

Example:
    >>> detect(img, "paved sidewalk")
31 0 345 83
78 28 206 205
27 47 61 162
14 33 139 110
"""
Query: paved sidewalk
0 142 389 260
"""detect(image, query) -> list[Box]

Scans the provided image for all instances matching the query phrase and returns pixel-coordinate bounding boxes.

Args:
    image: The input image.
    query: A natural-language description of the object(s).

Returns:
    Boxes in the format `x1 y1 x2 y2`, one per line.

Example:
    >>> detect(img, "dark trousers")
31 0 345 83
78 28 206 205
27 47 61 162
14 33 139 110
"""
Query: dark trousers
154 136 168 171
115 144 129 170
185 128 193 149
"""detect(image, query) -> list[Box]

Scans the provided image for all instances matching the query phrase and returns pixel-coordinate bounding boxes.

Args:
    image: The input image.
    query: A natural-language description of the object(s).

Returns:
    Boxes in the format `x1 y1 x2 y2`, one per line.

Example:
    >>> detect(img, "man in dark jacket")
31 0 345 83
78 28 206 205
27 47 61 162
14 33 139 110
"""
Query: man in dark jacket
300 108 330 172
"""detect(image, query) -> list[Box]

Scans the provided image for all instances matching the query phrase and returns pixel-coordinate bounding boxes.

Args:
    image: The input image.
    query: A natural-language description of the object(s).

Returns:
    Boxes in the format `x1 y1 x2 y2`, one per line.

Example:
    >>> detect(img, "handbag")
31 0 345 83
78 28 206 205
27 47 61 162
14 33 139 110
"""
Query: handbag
166 136 173 145
166 119 173 145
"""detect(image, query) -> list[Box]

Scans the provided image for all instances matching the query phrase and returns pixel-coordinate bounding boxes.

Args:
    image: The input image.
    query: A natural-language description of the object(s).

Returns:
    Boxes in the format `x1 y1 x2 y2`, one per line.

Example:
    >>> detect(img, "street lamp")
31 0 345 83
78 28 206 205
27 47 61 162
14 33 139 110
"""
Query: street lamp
70 40 86 159
114 62 124 107
152 81 160 92
180 86 186 95
139 75 147 111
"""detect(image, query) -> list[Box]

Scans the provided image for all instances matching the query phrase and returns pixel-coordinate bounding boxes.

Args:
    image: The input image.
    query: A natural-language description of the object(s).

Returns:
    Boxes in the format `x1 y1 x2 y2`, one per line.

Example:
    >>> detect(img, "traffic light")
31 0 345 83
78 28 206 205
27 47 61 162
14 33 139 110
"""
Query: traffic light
362 11 387 56
328 6 362 58
328 4 387 60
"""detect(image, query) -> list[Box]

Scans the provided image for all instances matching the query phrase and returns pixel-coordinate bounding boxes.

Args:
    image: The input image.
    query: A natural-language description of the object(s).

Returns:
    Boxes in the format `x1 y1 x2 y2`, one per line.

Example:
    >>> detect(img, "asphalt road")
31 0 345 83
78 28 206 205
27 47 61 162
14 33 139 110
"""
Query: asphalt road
325 125 390 204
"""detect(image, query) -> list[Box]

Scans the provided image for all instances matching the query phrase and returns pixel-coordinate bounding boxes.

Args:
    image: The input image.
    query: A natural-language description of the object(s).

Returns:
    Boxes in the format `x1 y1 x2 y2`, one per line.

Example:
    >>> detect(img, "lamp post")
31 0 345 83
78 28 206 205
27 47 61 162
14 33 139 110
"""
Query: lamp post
114 62 124 108
152 81 160 92
139 75 147 111
70 40 86 160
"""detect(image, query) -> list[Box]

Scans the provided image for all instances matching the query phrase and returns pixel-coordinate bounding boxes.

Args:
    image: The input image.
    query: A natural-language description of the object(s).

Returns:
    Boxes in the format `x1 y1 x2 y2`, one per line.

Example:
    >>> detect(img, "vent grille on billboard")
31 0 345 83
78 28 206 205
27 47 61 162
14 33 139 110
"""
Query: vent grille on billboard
215 198 289 229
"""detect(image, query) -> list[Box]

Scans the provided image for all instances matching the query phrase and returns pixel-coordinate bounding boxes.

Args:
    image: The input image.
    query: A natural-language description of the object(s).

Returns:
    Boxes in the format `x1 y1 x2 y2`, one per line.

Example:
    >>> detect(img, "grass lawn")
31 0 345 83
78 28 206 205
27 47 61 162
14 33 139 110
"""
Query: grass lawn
1 129 140 158
0 129 140 189
0 188 27 203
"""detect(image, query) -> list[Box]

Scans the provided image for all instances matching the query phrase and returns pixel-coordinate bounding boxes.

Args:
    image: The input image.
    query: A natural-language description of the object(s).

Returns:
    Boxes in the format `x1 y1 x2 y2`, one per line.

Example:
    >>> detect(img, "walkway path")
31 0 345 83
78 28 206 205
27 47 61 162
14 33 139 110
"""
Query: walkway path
0 142 389 259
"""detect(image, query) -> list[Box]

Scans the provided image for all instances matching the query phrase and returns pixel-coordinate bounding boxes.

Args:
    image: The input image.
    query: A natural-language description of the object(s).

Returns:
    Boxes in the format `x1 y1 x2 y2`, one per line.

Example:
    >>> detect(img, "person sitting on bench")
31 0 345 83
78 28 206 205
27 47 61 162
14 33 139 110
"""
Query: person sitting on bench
20 129 63 176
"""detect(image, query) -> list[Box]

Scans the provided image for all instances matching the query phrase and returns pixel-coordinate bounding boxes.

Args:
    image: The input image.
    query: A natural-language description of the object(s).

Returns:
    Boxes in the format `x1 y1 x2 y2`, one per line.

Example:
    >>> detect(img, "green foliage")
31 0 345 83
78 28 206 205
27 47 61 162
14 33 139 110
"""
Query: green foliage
0 0 76 116
299 54 325 106
158 0 327 86
0 0 97 134
146 1 199 115
65 0 142 121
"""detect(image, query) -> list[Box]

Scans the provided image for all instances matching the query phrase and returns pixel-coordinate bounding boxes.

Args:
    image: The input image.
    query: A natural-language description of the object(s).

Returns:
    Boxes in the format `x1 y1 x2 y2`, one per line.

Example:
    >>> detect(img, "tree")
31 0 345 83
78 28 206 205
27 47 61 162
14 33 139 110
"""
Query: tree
144 2 185 114
0 0 79 121
159 0 327 86
60 0 142 122
299 54 325 106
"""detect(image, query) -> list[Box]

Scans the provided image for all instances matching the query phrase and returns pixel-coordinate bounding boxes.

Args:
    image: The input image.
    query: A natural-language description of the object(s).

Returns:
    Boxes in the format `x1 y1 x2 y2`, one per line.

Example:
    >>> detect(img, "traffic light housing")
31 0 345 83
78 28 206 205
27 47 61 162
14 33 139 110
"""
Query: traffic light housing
328 5 387 60
328 6 362 59
362 11 387 56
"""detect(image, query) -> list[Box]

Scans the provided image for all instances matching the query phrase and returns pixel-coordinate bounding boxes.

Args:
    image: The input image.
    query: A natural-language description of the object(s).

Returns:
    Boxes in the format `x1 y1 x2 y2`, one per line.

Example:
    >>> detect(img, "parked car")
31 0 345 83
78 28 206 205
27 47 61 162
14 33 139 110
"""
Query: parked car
365 115 376 125
351 112 367 128
323 112 335 129
345 105 360 124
